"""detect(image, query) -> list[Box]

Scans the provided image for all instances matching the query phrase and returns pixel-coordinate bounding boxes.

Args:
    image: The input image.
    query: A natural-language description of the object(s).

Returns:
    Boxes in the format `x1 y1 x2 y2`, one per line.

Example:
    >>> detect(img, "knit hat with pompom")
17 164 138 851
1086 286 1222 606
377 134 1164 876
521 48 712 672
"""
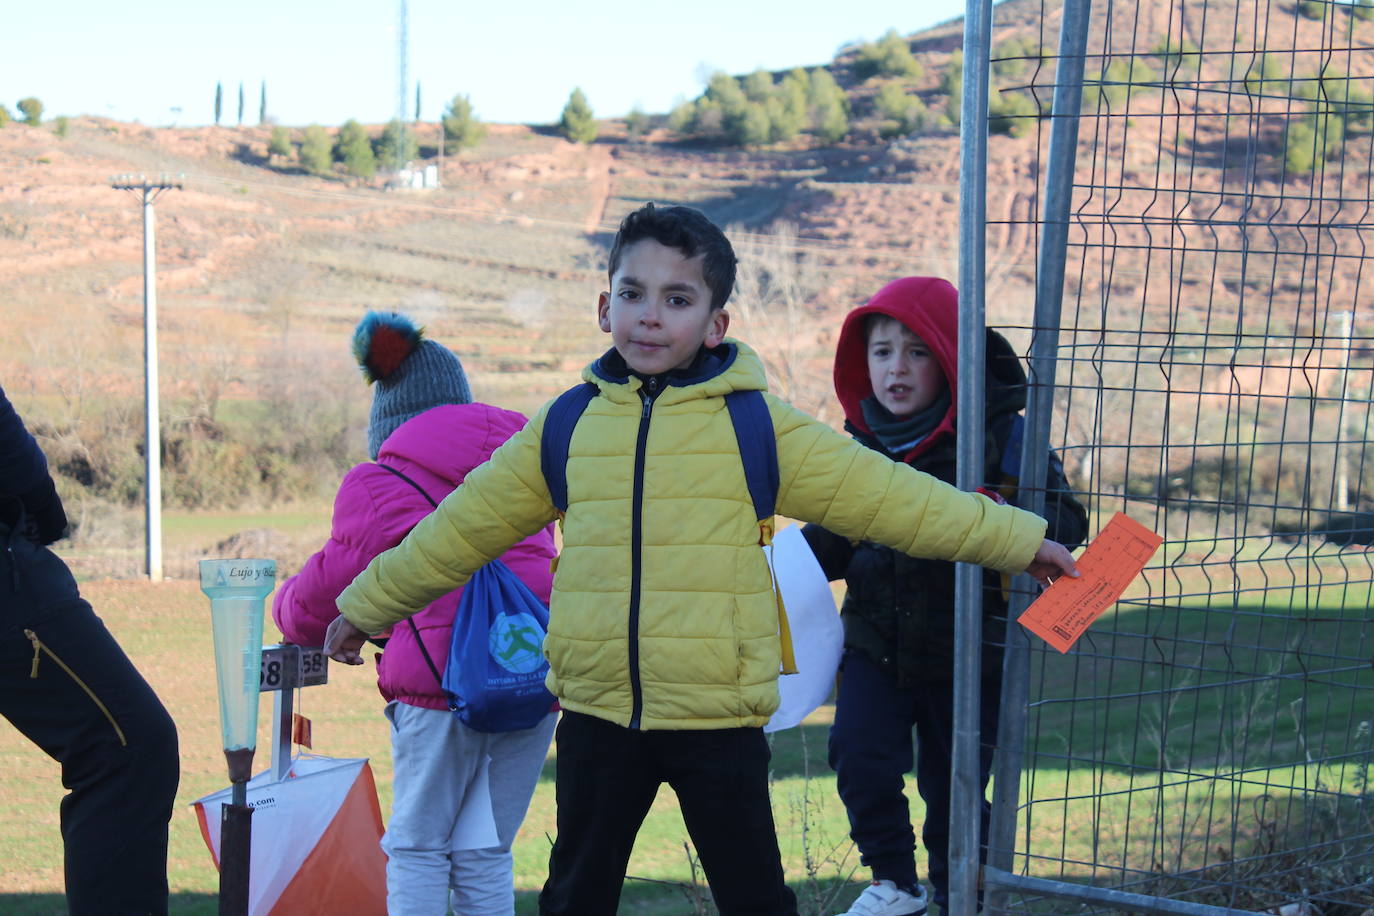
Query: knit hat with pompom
352 311 472 459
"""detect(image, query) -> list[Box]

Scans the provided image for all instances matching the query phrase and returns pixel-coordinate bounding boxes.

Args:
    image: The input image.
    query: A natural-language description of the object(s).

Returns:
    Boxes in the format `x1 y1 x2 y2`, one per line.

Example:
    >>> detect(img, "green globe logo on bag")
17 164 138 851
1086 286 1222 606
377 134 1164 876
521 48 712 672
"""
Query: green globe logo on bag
488 612 546 674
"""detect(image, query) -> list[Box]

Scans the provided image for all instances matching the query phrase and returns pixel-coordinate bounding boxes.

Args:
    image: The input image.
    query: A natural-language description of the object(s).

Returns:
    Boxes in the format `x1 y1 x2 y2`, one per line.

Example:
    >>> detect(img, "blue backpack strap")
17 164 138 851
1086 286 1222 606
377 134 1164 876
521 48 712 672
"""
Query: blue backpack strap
999 414 1025 482
540 382 598 513
726 390 795 674
724 390 778 522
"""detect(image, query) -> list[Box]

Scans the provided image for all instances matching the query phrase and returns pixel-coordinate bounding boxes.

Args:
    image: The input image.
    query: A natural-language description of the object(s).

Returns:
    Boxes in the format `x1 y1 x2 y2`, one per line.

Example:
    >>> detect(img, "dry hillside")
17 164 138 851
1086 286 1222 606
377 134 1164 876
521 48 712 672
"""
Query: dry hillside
5 0 1372 575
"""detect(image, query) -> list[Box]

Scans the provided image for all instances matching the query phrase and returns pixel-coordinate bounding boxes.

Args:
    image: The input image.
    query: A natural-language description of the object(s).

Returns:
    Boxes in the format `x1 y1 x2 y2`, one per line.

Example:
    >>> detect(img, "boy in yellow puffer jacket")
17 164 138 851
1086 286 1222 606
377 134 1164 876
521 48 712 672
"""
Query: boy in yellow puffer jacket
325 203 1078 916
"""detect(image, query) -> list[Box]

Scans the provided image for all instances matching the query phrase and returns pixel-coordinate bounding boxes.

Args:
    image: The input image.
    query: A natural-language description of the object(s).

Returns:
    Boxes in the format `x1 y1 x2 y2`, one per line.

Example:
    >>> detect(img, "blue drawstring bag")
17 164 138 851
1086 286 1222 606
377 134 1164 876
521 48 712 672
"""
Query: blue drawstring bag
441 558 555 733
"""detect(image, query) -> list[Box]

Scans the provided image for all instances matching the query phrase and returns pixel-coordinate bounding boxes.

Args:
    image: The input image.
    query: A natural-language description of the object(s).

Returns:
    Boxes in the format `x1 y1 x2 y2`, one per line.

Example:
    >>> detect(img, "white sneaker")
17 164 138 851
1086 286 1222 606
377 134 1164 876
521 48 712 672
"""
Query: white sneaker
839 879 929 916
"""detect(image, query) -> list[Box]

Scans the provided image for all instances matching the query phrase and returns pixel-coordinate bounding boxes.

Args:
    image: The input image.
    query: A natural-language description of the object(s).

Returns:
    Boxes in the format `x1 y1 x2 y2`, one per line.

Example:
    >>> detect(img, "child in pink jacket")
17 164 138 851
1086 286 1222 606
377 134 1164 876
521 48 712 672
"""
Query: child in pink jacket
273 312 557 916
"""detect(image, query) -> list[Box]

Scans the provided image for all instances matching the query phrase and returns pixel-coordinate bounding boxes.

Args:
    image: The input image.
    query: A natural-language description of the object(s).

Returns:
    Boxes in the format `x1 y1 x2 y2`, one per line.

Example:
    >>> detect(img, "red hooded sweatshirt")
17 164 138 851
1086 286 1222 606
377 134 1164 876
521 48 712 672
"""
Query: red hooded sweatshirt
833 276 961 463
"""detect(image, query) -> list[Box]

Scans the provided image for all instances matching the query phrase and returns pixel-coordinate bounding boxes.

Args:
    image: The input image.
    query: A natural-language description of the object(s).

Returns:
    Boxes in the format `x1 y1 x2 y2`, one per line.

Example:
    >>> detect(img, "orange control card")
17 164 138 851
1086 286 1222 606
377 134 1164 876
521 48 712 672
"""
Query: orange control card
1018 512 1163 653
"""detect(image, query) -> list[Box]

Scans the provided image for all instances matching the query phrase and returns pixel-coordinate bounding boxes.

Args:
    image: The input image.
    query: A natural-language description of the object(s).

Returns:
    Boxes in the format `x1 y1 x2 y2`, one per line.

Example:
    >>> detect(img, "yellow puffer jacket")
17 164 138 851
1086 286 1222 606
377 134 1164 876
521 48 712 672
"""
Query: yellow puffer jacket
336 340 1046 730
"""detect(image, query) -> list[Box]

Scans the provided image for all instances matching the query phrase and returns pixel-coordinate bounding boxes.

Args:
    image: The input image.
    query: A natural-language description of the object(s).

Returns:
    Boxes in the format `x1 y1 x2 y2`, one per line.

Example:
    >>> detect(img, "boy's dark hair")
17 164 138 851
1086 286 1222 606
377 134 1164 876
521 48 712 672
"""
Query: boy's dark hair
863 311 908 341
607 203 737 309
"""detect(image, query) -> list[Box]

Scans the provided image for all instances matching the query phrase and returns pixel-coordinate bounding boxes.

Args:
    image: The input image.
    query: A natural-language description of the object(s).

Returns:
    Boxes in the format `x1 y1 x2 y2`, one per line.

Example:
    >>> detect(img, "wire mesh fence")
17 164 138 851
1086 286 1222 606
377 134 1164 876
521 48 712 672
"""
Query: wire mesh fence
979 0 1374 912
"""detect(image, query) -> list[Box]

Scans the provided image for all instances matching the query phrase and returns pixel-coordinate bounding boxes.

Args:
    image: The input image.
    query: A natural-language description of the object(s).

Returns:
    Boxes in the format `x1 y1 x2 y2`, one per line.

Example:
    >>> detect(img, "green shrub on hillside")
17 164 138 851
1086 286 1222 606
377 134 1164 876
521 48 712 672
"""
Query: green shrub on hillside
1088 58 1157 110
1285 109 1344 173
376 119 418 168
669 66 847 147
668 99 696 134
993 37 1043 79
443 94 486 151
53 116 69 139
17 97 43 126
939 51 964 125
766 94 804 143
853 29 924 82
874 82 927 137
1306 70 1374 135
1152 36 1200 77
336 119 376 179
706 71 748 114
625 106 649 140
299 125 333 176
559 88 598 144
941 50 964 96
1355 0 1374 21
267 125 293 160
0 105 9 128
1242 53 1290 98
743 68 775 103
807 68 850 143
1298 0 1326 20
987 87 1039 137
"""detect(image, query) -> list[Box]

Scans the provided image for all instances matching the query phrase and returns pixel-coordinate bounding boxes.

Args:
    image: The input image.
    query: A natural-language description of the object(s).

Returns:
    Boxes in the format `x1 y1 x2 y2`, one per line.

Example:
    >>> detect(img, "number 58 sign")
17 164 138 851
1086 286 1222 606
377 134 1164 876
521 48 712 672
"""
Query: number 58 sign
260 644 329 692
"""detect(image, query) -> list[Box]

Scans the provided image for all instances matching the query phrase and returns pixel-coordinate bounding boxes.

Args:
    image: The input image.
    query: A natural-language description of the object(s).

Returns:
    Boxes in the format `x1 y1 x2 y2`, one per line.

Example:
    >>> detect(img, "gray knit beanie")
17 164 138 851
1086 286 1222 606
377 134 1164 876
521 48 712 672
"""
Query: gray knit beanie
352 311 472 459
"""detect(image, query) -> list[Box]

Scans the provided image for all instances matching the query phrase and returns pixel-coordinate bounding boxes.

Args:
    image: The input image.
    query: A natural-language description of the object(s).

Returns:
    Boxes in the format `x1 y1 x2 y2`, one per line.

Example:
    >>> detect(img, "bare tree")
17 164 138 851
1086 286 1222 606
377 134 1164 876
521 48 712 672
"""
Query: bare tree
728 221 836 420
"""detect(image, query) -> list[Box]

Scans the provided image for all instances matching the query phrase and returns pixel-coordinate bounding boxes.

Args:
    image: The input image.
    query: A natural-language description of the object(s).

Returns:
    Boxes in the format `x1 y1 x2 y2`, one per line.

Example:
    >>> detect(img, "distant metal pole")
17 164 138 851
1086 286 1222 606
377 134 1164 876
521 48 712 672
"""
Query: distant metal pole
1335 309 1353 511
112 175 181 581
395 0 410 172
984 0 1093 911
952 0 994 912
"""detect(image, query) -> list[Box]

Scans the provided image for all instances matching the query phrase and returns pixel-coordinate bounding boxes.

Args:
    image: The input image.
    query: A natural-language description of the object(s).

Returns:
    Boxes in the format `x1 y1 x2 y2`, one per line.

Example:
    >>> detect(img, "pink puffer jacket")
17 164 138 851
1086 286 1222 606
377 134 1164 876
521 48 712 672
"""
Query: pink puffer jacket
272 403 556 710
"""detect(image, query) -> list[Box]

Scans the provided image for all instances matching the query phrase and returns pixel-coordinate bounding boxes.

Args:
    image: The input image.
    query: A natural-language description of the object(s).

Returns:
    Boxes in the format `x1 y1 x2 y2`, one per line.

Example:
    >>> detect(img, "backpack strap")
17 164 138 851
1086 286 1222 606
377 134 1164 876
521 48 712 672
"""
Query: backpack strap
724 391 796 675
373 462 446 689
540 382 599 515
724 390 779 536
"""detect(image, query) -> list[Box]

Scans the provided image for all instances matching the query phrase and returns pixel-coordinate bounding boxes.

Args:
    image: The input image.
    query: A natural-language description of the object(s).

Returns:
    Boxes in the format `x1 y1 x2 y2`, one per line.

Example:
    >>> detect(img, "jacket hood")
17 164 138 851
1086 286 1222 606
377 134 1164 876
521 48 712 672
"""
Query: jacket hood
833 277 1026 459
377 402 530 486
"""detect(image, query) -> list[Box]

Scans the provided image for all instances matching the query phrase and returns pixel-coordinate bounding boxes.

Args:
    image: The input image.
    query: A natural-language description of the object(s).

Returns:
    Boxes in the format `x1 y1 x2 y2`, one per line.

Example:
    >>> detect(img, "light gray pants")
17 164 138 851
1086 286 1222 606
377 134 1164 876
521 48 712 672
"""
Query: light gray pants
382 702 556 915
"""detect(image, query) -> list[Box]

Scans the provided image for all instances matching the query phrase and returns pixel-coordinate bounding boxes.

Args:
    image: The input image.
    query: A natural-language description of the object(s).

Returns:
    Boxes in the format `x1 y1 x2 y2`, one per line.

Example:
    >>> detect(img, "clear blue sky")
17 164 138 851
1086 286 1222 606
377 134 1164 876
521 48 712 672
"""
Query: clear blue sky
10 0 968 127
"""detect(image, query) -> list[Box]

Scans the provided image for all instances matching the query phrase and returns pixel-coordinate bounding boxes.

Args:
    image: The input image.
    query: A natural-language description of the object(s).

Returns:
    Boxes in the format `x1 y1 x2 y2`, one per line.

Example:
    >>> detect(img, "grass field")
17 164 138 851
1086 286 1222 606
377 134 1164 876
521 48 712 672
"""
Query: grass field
3 570 1369 914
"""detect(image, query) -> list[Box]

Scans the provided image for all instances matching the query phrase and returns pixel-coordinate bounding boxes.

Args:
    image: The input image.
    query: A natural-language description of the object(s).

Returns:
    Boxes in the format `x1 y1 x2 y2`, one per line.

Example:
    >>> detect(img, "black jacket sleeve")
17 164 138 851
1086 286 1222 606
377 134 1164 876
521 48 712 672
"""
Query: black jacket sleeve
800 522 856 582
0 386 70 545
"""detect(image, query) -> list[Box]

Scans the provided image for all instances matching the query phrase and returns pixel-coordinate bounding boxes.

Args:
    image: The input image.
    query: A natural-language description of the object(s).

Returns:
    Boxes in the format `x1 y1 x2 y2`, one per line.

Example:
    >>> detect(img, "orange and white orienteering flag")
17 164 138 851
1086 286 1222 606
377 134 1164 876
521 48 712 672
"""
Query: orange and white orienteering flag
192 755 387 916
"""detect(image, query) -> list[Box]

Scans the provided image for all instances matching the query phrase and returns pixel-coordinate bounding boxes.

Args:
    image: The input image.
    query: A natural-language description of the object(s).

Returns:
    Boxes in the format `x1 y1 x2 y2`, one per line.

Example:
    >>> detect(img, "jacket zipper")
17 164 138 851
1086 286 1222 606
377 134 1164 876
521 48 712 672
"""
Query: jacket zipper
25 629 128 746
628 377 658 729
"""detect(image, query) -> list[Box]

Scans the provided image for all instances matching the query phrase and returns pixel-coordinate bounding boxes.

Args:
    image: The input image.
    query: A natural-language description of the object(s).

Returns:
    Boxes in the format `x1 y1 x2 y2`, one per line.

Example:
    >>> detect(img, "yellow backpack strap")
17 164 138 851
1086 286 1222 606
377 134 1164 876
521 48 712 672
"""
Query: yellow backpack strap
549 513 566 574
760 519 798 675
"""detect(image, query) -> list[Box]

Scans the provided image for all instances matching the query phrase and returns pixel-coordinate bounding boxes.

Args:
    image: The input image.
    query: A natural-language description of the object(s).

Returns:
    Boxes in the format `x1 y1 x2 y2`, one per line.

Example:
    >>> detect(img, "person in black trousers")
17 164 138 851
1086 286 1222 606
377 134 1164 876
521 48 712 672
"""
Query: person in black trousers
0 384 180 915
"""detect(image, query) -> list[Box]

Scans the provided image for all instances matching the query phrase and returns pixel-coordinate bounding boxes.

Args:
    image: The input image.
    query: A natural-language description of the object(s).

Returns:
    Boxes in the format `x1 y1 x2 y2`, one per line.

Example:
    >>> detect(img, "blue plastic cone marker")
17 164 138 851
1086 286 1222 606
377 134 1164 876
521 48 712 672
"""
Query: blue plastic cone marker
200 558 275 783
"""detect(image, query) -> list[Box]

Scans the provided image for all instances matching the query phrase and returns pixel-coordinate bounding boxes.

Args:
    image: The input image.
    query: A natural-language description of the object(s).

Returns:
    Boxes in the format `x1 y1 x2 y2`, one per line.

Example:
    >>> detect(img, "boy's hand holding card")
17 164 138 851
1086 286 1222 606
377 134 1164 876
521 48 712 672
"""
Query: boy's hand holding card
1019 512 1163 653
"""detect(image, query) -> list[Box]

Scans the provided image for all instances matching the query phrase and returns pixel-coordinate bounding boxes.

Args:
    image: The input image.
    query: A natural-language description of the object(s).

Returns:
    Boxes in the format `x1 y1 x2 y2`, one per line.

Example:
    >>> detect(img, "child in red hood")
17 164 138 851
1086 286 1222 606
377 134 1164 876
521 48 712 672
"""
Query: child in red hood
802 277 1088 916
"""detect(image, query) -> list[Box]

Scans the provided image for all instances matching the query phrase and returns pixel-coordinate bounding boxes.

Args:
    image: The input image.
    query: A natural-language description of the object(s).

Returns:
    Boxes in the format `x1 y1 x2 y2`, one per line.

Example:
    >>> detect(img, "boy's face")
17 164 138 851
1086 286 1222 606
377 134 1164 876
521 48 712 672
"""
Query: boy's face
599 239 729 375
866 316 946 420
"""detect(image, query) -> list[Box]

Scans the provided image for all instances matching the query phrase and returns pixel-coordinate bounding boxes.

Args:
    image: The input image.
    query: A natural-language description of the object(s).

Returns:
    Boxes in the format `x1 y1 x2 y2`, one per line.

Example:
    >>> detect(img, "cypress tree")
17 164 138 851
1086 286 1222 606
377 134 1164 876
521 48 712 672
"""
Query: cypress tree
214 82 222 125
559 88 598 144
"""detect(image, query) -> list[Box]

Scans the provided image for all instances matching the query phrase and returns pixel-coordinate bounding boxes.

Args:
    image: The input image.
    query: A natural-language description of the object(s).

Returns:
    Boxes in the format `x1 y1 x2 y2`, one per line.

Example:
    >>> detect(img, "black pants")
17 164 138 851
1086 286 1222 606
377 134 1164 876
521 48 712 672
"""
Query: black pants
0 534 180 915
538 710 798 916
828 649 999 912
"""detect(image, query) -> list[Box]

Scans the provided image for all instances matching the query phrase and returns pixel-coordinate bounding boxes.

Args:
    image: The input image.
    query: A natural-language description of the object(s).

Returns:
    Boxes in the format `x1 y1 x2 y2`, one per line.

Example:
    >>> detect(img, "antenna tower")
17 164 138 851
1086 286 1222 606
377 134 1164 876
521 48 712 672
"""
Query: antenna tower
395 0 409 171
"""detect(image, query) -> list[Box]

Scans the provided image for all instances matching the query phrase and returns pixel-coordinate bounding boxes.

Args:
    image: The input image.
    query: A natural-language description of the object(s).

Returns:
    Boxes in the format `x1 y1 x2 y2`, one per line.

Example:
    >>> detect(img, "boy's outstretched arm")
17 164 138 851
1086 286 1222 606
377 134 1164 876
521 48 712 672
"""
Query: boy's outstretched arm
323 615 369 665
1024 539 1078 586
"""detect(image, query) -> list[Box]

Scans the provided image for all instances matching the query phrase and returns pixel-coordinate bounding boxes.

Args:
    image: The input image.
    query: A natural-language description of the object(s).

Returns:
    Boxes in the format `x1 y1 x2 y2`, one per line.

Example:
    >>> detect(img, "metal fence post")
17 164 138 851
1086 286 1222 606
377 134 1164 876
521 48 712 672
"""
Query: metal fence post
984 0 1094 912
952 0 995 912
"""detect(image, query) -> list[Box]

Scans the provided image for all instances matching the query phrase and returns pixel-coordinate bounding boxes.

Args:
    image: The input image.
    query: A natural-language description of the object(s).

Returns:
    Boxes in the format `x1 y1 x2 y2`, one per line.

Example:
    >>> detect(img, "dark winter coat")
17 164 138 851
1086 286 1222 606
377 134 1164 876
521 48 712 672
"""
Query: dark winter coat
0 385 68 546
802 277 1088 685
